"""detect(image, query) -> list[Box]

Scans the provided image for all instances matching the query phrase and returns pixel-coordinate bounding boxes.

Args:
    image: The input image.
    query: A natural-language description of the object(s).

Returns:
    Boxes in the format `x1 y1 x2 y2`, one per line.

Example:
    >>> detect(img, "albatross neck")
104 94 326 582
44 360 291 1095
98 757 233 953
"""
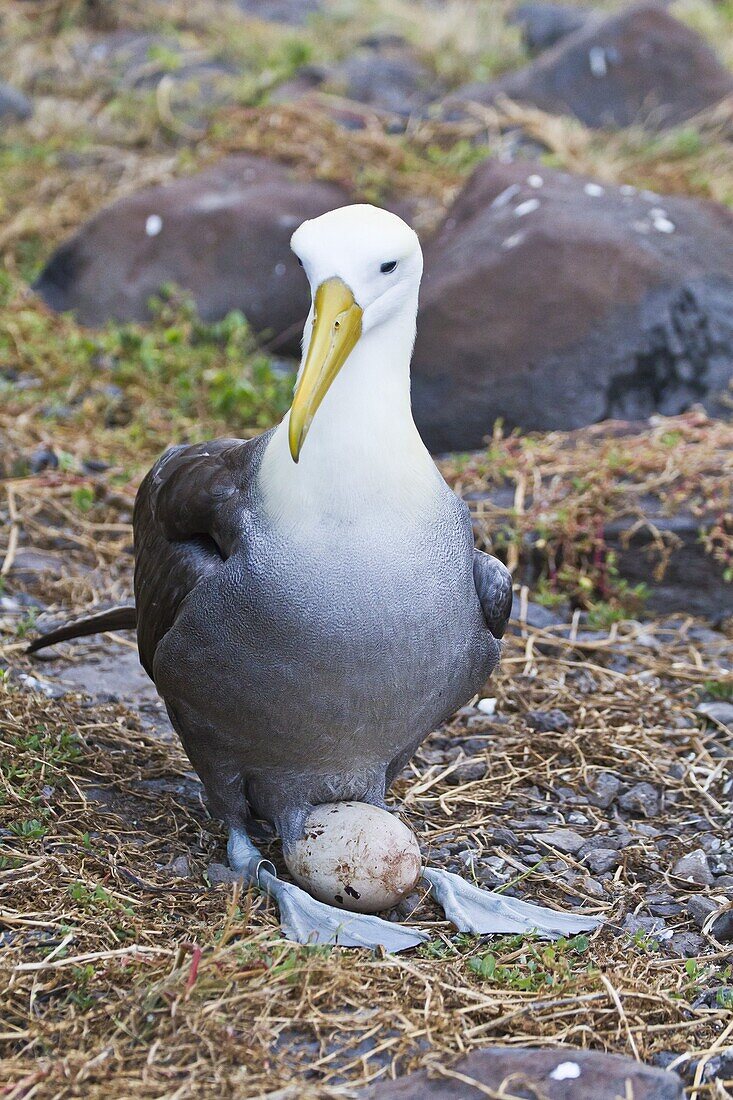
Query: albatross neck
258 309 441 532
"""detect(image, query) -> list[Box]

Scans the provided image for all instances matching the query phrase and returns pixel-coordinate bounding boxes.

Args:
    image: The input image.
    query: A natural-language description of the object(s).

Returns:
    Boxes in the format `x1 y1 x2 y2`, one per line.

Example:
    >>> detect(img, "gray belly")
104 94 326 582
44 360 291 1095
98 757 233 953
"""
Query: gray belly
154 517 498 818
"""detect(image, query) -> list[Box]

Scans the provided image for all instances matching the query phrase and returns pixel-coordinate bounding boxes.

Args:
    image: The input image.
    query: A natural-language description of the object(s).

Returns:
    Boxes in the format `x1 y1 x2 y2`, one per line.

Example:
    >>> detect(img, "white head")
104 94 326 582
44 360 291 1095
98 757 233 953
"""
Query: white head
287 204 423 462
292 203 422 342
260 204 438 530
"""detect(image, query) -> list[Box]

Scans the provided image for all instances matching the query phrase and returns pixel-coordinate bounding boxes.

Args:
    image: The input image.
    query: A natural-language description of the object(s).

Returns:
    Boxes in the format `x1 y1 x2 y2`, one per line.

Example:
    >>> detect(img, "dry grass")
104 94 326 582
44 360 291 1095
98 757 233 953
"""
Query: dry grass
0 417 731 1097
441 411 733 608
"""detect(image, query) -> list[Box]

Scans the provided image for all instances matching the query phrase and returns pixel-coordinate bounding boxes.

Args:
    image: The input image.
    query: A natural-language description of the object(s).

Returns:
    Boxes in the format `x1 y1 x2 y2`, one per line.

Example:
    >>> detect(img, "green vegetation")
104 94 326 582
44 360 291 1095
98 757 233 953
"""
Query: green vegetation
702 680 733 701
467 933 595 991
0 282 294 468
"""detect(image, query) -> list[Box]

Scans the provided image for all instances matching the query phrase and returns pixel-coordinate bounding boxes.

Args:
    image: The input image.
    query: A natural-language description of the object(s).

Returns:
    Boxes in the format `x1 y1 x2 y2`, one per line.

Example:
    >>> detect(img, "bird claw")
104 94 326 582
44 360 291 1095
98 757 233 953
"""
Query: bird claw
422 867 602 939
260 870 428 952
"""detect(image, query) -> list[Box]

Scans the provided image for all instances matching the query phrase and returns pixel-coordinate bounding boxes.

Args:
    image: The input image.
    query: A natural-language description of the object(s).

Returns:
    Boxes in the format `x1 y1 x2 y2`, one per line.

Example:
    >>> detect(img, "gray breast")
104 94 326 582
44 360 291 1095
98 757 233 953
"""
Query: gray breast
153 489 498 832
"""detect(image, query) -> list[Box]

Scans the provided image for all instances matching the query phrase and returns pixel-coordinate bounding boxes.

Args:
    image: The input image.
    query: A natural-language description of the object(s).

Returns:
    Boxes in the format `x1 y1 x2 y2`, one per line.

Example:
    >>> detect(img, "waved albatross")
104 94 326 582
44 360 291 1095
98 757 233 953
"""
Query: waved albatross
30 204 599 950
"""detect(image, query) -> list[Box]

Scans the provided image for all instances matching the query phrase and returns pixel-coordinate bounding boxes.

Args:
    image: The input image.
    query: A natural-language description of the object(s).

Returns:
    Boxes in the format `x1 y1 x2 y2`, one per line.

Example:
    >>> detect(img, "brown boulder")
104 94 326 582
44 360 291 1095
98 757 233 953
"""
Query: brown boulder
366 1046 683 1098
412 161 733 450
33 156 351 352
448 5 733 130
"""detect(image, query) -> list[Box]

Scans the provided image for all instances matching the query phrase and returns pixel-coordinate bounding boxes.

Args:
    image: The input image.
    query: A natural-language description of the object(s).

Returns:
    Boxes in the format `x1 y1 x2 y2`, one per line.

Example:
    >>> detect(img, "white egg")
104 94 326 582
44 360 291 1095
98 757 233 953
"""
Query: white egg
284 801 422 914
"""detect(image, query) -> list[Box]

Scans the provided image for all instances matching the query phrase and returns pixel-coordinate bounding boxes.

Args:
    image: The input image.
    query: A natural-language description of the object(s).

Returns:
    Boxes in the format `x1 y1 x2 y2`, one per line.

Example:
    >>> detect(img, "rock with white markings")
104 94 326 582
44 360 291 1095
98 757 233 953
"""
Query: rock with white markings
445 5 733 130
366 1045 684 1098
412 160 733 449
672 849 714 885
34 156 351 353
285 802 422 914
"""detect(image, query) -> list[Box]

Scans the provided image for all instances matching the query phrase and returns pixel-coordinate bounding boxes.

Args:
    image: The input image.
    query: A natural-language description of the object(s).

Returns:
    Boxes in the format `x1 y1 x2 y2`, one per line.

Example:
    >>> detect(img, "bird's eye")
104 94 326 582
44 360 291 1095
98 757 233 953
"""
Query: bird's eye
380 260 397 274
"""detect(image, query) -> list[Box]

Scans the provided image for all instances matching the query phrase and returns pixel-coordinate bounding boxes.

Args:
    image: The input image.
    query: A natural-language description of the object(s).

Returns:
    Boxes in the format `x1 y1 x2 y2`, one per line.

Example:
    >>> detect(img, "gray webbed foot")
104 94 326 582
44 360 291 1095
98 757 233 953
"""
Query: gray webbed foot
259 868 428 951
422 867 602 939
228 827 427 952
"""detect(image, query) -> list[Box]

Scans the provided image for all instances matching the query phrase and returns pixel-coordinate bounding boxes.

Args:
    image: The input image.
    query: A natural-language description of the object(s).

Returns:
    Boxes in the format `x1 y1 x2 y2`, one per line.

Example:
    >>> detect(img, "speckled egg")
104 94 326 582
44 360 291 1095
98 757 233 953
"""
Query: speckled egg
284 801 422 913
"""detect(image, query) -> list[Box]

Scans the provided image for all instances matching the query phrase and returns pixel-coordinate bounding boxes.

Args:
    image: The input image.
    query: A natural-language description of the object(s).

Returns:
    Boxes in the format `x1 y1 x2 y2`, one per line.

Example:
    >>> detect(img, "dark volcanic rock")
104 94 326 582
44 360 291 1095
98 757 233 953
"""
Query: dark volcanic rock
672 849 714 885
325 44 443 116
604 496 733 621
0 82 32 123
366 1046 683 1098
587 772 622 809
447 5 733 130
509 3 589 54
412 160 733 450
34 156 350 351
619 782 661 817
274 42 443 126
526 708 572 733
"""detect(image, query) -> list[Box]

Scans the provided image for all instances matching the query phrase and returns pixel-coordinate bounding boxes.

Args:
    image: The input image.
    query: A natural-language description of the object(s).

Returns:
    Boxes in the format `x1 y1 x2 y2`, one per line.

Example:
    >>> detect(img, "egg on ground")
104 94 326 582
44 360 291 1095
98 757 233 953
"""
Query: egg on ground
284 801 422 914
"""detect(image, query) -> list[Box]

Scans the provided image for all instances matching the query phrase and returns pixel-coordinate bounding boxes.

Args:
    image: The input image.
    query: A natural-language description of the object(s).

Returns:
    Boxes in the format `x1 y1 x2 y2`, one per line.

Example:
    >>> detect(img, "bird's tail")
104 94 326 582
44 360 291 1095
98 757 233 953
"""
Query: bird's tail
26 606 137 654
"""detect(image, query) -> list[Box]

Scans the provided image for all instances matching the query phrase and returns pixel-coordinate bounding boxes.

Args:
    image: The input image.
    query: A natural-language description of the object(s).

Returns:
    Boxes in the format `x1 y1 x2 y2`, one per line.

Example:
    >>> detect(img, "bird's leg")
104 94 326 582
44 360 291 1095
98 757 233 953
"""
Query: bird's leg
227 827 428 952
421 866 602 939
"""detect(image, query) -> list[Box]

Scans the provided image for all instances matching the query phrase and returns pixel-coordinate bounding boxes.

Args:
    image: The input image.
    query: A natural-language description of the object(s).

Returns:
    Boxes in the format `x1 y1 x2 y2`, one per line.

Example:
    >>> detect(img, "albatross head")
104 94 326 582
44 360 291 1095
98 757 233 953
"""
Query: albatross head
288 204 422 462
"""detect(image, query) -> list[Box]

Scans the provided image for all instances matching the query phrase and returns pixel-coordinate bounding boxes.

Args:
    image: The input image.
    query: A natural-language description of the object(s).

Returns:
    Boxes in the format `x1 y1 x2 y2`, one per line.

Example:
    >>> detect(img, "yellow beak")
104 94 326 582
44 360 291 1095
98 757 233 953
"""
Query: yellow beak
288 277 363 462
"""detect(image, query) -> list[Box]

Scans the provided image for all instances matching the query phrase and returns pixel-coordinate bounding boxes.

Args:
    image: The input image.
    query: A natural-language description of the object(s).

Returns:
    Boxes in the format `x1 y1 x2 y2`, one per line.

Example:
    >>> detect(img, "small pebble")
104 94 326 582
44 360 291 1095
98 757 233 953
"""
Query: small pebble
618 782 660 817
697 702 733 729
29 444 59 474
672 849 714 885
526 708 572 733
583 182 604 197
533 828 585 855
587 772 621 809
167 855 192 879
476 697 497 715
583 848 620 875
670 931 706 958
206 862 241 885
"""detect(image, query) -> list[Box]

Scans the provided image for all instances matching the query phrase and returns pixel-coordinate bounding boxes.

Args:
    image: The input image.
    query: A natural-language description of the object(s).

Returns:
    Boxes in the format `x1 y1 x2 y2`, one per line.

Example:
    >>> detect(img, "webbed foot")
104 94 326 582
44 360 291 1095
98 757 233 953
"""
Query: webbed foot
422 867 602 939
227 827 427 952
260 868 428 951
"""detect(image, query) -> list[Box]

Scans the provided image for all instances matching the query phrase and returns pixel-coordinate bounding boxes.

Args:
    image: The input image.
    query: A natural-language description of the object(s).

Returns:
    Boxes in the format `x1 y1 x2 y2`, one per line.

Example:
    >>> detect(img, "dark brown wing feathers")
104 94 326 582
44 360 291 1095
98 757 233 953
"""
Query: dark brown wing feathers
133 437 260 677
